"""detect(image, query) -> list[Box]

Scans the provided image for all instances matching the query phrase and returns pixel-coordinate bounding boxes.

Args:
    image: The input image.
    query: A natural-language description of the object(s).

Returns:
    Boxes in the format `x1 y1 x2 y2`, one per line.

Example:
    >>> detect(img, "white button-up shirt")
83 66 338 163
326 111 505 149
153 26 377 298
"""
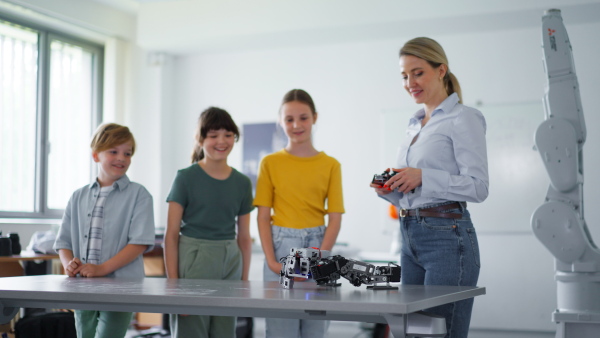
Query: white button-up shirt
382 93 489 209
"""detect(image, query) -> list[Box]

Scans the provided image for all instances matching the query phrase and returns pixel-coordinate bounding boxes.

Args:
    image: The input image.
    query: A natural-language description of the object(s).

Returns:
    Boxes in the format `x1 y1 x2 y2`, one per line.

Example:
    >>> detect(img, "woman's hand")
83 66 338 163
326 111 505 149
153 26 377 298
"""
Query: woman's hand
370 183 393 195
385 167 422 194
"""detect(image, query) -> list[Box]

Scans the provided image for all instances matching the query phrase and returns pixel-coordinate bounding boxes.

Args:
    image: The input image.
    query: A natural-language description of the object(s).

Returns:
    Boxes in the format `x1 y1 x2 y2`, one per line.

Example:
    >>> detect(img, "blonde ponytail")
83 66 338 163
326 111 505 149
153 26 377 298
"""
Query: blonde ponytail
445 72 462 104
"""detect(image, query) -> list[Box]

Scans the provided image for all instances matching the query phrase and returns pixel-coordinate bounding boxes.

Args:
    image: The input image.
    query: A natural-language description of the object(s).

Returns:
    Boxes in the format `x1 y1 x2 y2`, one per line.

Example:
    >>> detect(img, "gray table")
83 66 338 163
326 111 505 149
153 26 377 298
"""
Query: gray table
0 275 485 338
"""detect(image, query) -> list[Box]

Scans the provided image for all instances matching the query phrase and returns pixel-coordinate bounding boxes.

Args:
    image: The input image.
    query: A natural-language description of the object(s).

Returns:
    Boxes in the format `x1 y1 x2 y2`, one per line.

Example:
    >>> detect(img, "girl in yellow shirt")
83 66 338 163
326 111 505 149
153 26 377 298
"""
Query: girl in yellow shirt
254 89 345 338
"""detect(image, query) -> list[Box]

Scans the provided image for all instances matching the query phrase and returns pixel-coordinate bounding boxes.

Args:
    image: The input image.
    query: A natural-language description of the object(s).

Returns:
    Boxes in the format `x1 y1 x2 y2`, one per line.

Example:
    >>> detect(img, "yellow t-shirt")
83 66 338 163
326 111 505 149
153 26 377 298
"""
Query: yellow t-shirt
253 149 345 229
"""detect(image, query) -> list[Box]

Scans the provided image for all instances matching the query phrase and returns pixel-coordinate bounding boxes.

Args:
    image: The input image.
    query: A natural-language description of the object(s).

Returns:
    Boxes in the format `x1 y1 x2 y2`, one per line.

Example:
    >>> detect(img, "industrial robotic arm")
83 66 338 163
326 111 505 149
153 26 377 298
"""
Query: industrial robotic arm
531 9 600 337
279 247 400 290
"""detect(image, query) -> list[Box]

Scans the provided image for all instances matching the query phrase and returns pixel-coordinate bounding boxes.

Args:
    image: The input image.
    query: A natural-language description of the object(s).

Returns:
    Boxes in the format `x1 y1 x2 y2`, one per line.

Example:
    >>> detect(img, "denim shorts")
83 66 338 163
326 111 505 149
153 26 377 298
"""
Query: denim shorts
399 201 480 338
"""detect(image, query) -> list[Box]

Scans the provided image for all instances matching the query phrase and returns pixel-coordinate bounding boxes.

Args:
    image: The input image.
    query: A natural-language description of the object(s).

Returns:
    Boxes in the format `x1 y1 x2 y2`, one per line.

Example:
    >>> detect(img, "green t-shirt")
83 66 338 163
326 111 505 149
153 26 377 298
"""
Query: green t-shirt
167 164 254 240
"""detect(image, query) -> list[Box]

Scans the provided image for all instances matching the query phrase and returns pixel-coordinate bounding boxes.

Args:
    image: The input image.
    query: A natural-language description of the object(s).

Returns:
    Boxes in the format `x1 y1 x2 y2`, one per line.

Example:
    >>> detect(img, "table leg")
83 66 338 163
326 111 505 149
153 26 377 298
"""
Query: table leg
383 313 406 338
384 311 447 338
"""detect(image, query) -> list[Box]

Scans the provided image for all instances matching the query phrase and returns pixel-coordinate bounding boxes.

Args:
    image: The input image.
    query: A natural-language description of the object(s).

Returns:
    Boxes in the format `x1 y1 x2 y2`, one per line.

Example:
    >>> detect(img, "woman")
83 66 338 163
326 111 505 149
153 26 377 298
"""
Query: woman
371 37 489 337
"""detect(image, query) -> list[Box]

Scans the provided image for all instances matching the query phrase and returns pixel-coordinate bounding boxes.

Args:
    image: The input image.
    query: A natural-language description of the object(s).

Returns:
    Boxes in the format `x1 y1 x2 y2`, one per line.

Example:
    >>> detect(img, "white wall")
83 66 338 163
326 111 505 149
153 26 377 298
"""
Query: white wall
124 49 180 234
145 15 600 333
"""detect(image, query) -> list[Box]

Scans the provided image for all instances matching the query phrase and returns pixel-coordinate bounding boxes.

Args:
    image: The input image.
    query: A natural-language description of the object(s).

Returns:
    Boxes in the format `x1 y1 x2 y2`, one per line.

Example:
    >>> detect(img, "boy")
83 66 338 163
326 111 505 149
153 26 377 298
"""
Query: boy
54 123 155 338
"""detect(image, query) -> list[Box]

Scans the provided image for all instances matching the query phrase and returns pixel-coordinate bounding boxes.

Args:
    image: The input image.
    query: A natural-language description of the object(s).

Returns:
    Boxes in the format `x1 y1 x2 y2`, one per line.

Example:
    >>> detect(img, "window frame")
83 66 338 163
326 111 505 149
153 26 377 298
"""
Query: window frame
0 14 104 219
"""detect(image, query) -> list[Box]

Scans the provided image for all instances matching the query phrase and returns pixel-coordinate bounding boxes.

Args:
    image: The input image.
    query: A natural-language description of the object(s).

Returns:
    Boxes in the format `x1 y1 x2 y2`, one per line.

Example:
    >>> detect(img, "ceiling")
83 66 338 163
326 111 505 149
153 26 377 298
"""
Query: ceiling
90 0 600 54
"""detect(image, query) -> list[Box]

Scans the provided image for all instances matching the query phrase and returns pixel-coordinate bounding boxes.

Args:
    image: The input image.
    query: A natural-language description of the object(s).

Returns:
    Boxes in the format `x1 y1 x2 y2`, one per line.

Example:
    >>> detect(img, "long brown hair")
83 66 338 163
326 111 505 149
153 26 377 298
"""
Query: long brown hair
191 107 240 163
400 37 462 103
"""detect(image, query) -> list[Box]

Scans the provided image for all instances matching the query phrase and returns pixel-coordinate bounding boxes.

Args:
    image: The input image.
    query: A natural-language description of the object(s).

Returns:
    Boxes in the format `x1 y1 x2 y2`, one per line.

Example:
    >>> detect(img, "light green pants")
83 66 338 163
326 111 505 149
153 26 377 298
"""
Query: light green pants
74 310 132 338
170 235 242 338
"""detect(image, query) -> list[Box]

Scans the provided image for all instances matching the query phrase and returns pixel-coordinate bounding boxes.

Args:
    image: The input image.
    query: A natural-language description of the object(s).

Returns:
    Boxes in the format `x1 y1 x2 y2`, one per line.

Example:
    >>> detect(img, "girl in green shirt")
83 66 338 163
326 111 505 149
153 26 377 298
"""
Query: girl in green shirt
164 107 254 338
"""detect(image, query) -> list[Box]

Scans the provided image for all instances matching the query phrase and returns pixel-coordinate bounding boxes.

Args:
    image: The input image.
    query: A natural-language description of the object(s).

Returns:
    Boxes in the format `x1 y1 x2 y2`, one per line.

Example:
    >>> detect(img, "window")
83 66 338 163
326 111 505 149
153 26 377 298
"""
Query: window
0 17 103 218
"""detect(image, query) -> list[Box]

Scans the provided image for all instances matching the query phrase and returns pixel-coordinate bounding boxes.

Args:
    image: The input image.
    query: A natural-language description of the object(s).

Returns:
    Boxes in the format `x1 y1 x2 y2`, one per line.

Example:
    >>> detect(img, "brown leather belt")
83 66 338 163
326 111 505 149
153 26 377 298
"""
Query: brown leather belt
399 202 465 219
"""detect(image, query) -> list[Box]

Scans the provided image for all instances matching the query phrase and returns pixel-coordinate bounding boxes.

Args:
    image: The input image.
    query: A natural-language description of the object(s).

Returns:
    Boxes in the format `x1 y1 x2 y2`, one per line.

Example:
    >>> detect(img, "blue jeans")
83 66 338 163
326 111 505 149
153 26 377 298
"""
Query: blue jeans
399 202 480 338
263 225 329 338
